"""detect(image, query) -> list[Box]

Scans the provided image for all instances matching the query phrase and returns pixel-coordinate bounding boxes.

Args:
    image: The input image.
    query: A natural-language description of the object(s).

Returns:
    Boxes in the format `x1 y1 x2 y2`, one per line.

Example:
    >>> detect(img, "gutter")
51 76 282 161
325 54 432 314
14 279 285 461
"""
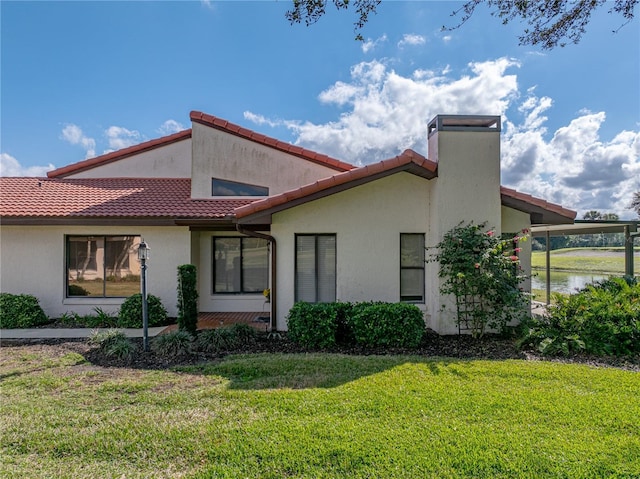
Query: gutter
235 224 277 332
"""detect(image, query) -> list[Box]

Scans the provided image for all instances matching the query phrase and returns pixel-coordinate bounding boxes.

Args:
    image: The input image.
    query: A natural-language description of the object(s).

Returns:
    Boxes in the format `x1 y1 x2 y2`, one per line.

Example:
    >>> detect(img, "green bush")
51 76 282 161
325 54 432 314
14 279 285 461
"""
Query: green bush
286 302 340 348
227 323 259 345
0 293 49 328
195 328 237 353
88 329 137 362
151 330 193 358
520 276 640 356
195 324 260 354
286 301 425 349
177 264 198 334
118 293 167 328
347 302 425 348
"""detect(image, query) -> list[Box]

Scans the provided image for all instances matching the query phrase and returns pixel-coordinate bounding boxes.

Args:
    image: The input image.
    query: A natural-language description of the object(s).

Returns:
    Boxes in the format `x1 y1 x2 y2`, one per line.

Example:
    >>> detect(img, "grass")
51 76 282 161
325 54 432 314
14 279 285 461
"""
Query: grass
532 247 637 274
1 347 639 478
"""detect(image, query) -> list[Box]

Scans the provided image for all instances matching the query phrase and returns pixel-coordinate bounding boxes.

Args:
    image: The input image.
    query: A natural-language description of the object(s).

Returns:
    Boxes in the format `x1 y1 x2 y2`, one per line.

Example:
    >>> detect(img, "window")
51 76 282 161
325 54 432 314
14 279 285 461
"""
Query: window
212 178 269 196
295 234 336 303
400 233 425 302
66 235 140 297
213 237 269 293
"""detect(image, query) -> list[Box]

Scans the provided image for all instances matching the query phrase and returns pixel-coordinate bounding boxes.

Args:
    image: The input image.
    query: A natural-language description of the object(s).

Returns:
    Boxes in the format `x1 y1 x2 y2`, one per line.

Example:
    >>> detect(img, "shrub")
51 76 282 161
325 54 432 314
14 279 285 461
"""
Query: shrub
347 302 425 348
195 328 237 353
0 293 49 328
88 329 137 362
195 324 260 354
428 222 531 338
67 284 90 296
151 330 194 358
228 323 259 345
177 264 199 334
286 301 425 349
287 302 339 348
520 277 640 356
118 293 167 328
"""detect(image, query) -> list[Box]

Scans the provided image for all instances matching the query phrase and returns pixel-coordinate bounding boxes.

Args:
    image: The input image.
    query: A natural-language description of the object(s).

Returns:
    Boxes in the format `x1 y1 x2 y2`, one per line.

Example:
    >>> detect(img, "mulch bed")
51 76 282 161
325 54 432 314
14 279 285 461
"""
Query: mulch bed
3 332 639 372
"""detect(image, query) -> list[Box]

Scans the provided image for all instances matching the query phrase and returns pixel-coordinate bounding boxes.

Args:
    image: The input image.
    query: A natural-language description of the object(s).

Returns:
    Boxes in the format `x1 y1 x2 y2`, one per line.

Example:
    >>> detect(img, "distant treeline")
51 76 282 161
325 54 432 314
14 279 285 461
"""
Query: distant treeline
532 233 626 251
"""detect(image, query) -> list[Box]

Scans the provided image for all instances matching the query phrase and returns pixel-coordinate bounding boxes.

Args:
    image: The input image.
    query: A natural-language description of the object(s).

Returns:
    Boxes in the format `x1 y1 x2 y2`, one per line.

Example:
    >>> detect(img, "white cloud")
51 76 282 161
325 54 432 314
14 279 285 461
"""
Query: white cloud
362 34 387 53
249 57 637 218
0 153 54 177
398 34 426 48
442 35 452 44
105 126 142 151
243 111 281 128
158 119 186 136
279 58 519 164
61 124 96 158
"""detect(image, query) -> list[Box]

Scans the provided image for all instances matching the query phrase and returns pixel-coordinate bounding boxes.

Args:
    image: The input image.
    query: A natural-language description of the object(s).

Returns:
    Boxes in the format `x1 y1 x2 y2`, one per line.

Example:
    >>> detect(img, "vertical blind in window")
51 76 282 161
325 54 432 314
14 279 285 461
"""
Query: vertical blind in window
400 233 425 302
295 234 336 303
213 237 268 294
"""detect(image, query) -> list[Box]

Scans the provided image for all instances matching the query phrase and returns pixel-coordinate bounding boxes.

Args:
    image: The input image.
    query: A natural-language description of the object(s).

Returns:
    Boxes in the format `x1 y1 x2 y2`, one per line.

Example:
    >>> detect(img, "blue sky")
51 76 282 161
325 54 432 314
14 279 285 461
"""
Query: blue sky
1 1 639 218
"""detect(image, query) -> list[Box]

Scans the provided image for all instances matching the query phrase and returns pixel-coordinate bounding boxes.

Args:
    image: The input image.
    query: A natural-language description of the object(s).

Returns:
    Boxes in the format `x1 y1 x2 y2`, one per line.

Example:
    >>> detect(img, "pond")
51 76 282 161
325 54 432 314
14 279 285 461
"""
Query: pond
532 270 614 295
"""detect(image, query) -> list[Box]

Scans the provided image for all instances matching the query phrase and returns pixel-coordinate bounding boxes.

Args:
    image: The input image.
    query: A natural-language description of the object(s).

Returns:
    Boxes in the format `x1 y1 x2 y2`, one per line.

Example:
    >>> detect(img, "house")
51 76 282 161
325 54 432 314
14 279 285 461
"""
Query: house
0 111 576 334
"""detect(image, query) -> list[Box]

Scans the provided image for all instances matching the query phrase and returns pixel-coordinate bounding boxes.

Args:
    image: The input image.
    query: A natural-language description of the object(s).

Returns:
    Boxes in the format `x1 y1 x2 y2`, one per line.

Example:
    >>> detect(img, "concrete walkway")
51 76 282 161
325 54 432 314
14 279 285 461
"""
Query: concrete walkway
0 326 169 340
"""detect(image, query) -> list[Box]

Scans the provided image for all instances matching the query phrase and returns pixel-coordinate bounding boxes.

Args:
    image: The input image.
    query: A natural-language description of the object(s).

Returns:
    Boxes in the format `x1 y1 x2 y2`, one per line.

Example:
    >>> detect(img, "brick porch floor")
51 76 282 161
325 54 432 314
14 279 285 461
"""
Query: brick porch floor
163 311 271 333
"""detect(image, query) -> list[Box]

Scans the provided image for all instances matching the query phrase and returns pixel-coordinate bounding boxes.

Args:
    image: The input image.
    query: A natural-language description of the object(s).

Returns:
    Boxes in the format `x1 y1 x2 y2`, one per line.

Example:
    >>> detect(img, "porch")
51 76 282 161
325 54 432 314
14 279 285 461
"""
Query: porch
162 311 271 333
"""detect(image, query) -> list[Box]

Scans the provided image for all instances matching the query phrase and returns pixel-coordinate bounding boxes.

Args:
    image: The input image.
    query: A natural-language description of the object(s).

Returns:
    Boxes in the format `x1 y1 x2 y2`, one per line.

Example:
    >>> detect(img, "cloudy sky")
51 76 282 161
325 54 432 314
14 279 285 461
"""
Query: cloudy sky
1 1 638 218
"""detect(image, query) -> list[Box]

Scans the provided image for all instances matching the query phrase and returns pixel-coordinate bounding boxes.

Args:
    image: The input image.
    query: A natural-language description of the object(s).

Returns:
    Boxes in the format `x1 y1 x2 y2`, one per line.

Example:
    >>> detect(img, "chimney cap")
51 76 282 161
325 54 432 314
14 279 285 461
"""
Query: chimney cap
428 115 501 137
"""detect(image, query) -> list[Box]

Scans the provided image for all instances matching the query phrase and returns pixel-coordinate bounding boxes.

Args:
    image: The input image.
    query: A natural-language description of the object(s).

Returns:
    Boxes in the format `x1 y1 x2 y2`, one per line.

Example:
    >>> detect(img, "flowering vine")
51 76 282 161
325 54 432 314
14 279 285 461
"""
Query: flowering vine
428 222 531 338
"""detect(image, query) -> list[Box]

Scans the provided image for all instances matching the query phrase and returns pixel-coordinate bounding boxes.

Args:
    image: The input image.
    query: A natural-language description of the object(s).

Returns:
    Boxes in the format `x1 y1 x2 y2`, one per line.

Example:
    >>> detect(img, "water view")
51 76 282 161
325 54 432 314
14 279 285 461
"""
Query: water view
531 270 610 295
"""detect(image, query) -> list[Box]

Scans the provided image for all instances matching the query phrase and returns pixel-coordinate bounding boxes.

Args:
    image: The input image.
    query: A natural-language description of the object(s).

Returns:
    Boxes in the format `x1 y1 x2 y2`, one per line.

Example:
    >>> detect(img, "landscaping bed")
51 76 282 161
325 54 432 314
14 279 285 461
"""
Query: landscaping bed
3 332 638 372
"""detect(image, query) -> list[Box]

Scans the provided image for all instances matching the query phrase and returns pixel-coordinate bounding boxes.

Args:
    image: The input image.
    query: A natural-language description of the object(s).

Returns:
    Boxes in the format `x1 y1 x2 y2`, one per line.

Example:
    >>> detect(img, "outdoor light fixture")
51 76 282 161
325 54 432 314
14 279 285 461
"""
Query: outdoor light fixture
138 239 150 351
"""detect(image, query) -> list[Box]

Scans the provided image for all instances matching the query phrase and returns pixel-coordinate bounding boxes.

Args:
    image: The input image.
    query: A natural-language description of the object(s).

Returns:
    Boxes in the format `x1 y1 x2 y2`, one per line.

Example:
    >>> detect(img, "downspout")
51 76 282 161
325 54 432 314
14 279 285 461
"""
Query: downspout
236 224 277 332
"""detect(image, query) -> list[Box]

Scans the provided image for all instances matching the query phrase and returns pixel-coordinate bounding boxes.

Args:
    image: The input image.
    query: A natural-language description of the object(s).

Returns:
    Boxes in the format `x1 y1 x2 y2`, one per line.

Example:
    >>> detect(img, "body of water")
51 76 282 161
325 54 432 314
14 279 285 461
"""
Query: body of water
532 271 614 295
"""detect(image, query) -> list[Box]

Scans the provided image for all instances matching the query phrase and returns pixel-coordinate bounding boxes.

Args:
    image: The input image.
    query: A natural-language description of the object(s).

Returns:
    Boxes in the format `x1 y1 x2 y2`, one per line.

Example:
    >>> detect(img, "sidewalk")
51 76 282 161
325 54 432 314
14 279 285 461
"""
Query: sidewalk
0 326 169 340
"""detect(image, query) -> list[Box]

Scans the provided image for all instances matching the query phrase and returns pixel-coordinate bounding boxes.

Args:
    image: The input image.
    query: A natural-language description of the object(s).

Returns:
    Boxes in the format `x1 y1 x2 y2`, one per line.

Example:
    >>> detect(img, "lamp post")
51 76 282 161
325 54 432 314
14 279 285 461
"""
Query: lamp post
137 240 150 352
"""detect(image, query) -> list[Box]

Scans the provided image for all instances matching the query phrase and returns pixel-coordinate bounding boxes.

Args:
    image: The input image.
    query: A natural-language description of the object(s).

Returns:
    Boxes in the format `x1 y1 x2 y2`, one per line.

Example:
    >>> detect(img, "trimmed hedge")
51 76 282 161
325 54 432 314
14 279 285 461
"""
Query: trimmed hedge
286 301 425 349
118 293 167 328
0 293 49 328
348 302 425 348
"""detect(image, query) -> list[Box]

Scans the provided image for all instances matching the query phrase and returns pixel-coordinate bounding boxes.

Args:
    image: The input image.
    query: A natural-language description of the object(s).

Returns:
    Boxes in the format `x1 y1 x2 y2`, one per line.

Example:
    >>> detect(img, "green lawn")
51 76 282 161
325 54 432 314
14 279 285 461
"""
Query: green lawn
1 347 639 478
532 248 637 274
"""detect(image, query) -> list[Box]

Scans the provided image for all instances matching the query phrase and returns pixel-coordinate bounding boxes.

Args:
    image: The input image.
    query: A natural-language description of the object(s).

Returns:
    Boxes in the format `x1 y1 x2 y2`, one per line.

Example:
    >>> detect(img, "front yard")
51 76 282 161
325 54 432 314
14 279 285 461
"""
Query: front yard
1 342 638 478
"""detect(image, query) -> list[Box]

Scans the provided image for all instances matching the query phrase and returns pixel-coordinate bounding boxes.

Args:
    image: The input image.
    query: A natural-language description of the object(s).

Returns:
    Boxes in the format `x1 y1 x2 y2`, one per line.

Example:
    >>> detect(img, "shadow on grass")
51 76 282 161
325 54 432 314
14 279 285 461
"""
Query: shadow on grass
176 353 476 390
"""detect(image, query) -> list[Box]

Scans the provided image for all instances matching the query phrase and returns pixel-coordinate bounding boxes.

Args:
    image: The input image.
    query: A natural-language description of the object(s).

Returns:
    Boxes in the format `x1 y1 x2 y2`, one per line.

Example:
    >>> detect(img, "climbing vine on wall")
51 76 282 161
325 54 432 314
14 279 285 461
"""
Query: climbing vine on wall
429 222 531 338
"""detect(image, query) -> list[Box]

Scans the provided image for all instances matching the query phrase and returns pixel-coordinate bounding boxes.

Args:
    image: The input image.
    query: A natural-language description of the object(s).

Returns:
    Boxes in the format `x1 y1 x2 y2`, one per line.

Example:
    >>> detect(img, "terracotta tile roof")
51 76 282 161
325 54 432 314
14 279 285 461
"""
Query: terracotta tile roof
47 130 192 179
190 111 354 172
0 177 250 221
500 187 576 224
234 149 438 221
234 150 576 225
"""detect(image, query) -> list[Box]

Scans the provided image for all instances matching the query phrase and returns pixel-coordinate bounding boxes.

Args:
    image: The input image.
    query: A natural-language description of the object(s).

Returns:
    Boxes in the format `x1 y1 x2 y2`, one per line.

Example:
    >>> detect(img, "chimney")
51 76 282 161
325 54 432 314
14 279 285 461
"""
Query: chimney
428 114 502 235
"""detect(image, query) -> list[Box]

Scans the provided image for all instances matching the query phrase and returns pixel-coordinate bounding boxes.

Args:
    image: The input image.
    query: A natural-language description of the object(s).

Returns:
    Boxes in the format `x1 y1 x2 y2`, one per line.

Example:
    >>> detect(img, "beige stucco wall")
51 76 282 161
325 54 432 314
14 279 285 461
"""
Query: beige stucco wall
190 123 346 199
502 205 533 292
195 230 271 313
0 225 190 319
427 128 503 334
64 139 192 179
271 172 431 331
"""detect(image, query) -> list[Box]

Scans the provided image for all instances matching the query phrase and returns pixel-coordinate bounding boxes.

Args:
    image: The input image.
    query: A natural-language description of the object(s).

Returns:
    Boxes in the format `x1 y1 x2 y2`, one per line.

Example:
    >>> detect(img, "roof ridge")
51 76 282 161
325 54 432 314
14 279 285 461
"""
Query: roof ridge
47 129 192 179
234 153 438 220
190 110 354 172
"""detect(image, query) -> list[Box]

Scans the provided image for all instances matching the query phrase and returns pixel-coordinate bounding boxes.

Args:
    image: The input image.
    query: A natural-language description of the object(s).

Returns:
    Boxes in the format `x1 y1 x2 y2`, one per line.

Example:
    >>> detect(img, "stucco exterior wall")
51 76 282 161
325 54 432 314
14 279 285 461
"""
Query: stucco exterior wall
196 230 270 313
502 206 533 292
190 123 346 199
65 139 192 179
271 172 431 331
0 225 190 319
427 128 503 334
